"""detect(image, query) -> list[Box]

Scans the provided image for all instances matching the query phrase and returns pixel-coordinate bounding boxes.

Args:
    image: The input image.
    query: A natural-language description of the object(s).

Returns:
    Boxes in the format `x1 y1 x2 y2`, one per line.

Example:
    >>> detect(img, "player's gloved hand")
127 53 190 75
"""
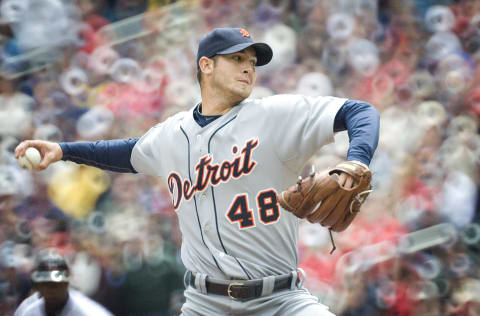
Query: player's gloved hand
14 140 63 171
278 161 372 232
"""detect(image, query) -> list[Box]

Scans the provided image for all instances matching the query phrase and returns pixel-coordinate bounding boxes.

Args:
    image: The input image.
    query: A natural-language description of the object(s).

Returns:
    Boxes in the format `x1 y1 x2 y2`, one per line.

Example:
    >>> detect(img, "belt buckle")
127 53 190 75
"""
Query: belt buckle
227 282 246 300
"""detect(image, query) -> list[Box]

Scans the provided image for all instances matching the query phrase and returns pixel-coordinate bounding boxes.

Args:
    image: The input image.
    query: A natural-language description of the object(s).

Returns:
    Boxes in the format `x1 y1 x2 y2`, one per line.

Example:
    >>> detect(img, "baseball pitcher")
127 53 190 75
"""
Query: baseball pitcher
15 28 380 315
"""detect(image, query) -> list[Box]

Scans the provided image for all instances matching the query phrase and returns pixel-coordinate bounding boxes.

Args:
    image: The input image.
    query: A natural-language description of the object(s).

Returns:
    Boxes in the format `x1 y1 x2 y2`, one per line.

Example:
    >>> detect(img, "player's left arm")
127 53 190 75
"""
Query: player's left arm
332 99 380 187
278 99 380 236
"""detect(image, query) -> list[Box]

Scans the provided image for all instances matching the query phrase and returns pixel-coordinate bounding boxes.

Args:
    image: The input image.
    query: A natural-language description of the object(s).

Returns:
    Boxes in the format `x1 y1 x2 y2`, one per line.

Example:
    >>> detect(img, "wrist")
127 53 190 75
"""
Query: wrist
55 143 64 161
347 160 369 170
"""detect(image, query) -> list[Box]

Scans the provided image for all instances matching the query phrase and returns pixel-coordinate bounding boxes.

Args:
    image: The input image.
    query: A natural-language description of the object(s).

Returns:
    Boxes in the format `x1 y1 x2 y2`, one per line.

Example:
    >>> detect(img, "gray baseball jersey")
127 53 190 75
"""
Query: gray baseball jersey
131 94 346 280
14 288 113 316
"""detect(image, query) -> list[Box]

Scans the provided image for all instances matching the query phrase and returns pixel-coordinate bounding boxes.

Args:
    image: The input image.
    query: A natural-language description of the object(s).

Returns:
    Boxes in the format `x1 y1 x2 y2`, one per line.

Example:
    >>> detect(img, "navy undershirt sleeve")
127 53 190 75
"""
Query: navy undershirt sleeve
333 99 380 166
59 139 139 173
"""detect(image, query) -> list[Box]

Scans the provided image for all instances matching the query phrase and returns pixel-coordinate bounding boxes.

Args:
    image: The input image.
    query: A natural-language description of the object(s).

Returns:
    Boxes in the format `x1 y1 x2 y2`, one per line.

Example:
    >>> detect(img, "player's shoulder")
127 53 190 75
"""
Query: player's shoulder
69 289 114 316
138 108 191 141
245 93 298 104
248 93 344 104
244 93 347 111
165 108 192 124
14 293 43 316
243 93 313 108
153 108 191 128
240 94 309 114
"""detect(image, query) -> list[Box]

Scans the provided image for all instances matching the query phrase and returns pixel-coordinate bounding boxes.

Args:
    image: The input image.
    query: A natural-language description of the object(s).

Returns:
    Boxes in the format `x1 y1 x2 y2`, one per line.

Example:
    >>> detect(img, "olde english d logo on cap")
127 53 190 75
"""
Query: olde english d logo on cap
239 28 250 38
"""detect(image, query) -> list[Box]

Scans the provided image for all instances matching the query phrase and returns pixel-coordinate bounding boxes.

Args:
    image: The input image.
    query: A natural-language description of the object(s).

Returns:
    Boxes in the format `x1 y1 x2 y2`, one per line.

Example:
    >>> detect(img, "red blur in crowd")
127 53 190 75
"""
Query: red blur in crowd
299 216 408 286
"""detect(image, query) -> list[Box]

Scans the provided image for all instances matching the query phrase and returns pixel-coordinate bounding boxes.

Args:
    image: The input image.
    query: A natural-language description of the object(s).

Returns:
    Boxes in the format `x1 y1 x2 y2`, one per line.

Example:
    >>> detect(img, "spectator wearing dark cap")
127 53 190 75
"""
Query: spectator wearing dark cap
14 248 113 316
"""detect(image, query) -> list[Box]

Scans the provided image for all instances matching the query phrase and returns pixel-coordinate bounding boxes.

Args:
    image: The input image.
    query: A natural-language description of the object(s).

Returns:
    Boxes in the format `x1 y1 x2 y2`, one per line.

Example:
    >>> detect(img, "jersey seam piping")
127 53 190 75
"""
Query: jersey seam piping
207 115 253 280
179 126 224 274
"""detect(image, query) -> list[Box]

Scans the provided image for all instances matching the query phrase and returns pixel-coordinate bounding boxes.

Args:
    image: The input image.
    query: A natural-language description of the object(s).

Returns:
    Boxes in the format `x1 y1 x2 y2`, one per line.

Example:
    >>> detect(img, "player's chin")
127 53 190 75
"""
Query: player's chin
234 86 253 99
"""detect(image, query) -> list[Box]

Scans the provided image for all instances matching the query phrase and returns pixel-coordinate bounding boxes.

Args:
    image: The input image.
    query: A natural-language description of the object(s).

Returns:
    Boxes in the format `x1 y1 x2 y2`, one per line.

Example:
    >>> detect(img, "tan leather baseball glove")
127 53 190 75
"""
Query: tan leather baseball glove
279 161 372 232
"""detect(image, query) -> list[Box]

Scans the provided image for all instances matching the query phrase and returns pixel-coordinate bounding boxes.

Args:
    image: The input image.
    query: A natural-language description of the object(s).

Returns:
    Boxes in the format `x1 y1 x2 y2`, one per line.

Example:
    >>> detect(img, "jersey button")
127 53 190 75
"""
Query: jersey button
204 224 211 232
201 194 207 200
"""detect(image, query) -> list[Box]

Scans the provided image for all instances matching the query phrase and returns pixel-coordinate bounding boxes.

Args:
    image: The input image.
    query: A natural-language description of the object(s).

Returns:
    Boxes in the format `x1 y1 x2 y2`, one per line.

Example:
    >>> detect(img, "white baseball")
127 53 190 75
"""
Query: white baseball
18 147 42 170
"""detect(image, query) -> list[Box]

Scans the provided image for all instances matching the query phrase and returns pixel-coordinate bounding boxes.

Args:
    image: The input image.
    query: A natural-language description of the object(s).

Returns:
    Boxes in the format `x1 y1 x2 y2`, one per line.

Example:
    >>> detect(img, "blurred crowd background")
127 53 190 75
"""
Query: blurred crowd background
0 0 479 315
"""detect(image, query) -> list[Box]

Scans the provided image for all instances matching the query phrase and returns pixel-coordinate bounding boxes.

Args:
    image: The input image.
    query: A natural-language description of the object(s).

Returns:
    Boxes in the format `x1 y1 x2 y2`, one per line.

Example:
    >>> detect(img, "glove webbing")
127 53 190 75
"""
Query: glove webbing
329 228 336 254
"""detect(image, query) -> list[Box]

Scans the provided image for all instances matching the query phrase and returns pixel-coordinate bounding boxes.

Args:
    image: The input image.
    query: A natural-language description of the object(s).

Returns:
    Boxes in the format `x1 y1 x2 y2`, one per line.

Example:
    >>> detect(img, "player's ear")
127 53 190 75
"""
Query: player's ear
199 56 214 75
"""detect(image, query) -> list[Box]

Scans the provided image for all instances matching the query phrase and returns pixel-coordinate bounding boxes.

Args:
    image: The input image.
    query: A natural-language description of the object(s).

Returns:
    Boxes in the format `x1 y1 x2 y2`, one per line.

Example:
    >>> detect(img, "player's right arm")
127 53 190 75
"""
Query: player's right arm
14 139 138 173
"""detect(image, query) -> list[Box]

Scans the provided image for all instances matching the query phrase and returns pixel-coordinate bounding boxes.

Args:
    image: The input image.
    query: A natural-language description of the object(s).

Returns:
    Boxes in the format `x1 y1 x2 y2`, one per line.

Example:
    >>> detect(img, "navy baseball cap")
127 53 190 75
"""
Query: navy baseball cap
31 249 70 283
196 28 273 67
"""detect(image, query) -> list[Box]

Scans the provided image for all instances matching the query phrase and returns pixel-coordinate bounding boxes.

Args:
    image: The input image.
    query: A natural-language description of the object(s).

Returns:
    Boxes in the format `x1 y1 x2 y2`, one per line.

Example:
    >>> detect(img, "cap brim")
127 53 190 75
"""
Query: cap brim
217 42 273 66
32 270 70 283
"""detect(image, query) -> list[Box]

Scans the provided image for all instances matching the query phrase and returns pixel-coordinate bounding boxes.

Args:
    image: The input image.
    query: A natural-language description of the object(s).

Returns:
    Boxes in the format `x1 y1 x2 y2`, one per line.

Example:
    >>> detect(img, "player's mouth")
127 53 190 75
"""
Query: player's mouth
237 79 250 85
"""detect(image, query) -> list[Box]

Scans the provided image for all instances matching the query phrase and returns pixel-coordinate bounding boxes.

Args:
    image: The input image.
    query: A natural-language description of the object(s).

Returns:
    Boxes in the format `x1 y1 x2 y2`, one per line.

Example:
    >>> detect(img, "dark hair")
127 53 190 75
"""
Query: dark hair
196 67 202 86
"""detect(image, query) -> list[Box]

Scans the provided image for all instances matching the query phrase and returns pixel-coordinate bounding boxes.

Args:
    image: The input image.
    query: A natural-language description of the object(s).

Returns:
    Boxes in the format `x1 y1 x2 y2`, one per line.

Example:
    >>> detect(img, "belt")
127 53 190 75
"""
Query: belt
186 270 299 301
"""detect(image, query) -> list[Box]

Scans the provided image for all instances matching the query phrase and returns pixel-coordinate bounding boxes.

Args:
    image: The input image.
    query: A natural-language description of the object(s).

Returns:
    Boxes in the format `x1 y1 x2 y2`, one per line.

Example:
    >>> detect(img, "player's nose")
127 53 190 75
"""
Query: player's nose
242 65 254 75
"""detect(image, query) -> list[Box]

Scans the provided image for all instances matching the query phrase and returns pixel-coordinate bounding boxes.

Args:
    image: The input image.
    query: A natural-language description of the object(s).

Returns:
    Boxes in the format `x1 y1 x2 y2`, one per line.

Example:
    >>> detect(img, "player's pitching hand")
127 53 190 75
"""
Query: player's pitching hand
14 140 63 171
278 161 372 232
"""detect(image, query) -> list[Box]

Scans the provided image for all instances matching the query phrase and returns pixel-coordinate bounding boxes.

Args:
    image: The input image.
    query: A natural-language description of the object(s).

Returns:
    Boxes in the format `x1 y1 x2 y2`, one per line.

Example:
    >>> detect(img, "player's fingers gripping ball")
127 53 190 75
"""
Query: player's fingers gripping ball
278 161 372 232
17 147 42 170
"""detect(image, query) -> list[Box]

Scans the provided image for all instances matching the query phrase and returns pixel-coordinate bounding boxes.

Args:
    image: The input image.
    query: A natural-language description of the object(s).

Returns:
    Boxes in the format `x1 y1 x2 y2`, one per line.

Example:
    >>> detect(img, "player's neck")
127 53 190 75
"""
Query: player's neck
200 88 241 115
44 293 69 315
200 102 232 116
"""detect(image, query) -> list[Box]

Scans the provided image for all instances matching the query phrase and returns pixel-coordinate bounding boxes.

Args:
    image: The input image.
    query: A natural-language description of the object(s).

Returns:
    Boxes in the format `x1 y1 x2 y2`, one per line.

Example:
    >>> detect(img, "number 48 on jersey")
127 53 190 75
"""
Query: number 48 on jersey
226 189 280 229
